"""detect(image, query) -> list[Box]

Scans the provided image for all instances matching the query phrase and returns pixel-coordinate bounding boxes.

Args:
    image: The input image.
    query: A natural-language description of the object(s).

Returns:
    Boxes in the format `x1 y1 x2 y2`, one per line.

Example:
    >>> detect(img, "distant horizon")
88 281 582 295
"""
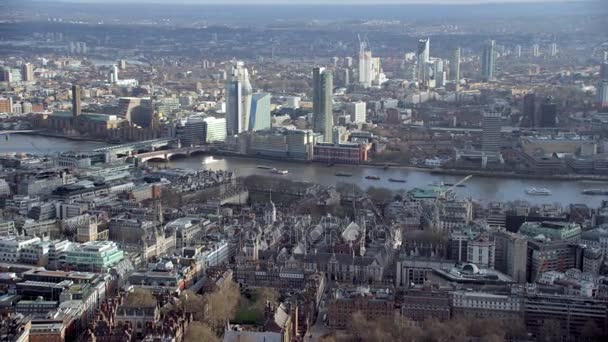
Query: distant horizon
29 0 592 4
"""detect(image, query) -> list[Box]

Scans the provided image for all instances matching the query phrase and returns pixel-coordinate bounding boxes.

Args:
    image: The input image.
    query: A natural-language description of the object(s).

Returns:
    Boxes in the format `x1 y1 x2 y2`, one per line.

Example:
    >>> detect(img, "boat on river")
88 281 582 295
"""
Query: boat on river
270 168 288 175
582 189 608 195
388 178 406 183
525 187 552 196
335 172 353 177
365 175 380 180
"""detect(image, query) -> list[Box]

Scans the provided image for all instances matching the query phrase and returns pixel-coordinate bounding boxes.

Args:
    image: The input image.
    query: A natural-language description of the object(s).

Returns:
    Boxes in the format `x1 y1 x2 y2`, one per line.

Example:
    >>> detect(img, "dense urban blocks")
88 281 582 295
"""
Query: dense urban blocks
0 1 607 341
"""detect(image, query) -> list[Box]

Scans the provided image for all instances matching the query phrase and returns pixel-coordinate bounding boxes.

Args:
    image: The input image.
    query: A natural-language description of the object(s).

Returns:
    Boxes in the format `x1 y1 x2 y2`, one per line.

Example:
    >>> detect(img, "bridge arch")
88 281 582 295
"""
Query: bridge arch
168 153 188 160
142 157 168 163
189 150 208 157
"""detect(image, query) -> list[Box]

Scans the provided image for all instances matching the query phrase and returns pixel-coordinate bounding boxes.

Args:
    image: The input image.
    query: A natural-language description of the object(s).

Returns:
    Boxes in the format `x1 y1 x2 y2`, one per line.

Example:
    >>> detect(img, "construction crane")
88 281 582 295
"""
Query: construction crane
439 175 472 200
357 33 371 53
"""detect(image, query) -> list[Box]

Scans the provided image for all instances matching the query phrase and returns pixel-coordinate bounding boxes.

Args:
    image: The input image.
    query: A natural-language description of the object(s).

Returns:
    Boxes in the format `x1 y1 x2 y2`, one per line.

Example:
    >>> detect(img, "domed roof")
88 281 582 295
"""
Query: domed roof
461 263 480 275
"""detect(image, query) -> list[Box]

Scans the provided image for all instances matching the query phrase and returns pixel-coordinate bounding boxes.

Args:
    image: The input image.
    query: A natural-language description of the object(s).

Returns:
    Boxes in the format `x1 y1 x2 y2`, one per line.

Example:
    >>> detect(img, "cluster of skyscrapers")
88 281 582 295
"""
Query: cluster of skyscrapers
357 39 384 88
225 61 271 136
224 61 336 144
415 38 461 89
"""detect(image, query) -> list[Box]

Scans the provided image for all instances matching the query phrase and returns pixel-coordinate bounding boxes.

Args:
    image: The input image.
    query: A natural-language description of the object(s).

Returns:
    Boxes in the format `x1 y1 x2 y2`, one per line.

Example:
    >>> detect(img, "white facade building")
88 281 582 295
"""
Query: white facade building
358 42 373 88
0 236 42 263
346 101 367 124
204 117 227 143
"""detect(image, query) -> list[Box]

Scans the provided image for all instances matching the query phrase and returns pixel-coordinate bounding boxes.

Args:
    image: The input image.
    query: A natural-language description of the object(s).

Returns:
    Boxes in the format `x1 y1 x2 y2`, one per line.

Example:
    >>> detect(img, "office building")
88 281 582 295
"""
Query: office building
0 221 16 236
286 96 300 109
416 38 430 86
371 57 384 86
226 61 252 136
248 128 315 160
131 100 155 128
0 97 13 113
400 289 451 322
522 93 536 127
11 102 22 114
515 44 522 58
582 247 603 275
0 179 11 197
481 40 496 82
313 142 370 164
597 80 608 110
64 241 124 272
72 85 81 117
539 97 557 127
249 93 271 131
117 97 154 127
337 67 350 88
493 231 527 283
108 65 119 84
286 129 315 160
481 109 502 152
345 56 353 67
600 62 608 80
328 287 394 328
532 44 540 57
179 116 206 146
0 67 11 82
312 67 333 142
346 101 366 124
119 59 127 69
249 130 290 158
1 67 20 83
524 289 608 341
452 291 522 321
21 63 34 82
449 47 460 82
203 117 227 143
164 218 204 250
0 236 42 263
549 43 558 57
21 102 32 114
526 240 580 282
519 221 581 241
358 41 373 88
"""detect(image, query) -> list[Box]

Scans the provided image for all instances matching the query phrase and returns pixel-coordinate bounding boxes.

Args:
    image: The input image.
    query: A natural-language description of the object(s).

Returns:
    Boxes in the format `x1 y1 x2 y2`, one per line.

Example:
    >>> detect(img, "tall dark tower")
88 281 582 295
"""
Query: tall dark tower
522 93 536 127
481 40 496 82
539 97 557 127
72 84 81 117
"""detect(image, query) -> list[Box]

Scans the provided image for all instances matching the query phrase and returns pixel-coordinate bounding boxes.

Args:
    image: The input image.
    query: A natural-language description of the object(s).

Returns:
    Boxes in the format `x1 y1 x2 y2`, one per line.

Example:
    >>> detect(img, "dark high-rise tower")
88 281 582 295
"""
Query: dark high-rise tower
21 63 34 82
522 93 536 127
450 47 461 82
539 97 557 127
313 67 333 142
72 84 81 117
481 40 496 82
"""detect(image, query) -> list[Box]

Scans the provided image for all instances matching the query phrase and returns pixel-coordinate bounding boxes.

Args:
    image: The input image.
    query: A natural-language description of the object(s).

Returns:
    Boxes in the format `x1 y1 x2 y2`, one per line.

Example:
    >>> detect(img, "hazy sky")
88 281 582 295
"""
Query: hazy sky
46 0 585 3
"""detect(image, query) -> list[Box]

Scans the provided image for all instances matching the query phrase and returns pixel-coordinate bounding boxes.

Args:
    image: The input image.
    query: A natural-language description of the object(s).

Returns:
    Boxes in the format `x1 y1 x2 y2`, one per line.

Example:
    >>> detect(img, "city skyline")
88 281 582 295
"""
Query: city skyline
1 0 607 341
33 0 590 4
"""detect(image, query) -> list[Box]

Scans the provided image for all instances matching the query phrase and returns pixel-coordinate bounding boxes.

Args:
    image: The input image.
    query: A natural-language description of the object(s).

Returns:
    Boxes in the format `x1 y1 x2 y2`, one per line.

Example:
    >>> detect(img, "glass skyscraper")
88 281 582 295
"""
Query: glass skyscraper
482 40 496 82
313 67 333 142
249 93 271 131
225 61 252 136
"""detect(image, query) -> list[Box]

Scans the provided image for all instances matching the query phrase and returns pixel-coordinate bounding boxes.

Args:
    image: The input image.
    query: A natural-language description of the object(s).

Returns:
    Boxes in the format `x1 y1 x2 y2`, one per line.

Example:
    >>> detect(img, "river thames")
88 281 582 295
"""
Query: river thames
4 134 608 207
